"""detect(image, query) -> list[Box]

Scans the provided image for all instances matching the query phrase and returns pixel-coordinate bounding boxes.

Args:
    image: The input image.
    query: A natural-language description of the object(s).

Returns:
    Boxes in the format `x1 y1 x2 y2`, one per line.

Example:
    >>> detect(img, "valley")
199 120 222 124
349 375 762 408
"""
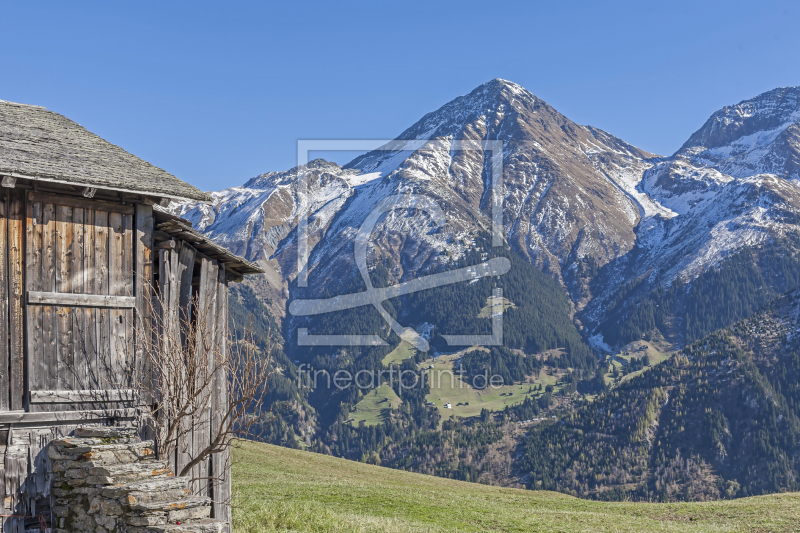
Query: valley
195 79 800 504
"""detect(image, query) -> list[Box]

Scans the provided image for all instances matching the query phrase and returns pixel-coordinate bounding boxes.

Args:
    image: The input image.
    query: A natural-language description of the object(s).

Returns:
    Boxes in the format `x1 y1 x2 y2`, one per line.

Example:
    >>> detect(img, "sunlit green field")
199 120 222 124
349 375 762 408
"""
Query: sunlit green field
604 339 674 387
421 351 561 420
232 440 800 532
359 345 566 425
348 383 402 426
382 341 418 366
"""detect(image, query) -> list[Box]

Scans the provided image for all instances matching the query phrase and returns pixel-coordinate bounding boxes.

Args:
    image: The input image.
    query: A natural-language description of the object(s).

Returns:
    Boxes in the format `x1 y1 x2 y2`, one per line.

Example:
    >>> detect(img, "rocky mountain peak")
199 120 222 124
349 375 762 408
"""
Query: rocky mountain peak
673 86 800 181
243 158 349 189
174 82 800 351
681 86 800 152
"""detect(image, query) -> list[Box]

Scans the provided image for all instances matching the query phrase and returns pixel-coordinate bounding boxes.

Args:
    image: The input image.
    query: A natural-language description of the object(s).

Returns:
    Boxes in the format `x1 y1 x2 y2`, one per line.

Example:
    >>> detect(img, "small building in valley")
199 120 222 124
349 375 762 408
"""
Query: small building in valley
0 99 263 532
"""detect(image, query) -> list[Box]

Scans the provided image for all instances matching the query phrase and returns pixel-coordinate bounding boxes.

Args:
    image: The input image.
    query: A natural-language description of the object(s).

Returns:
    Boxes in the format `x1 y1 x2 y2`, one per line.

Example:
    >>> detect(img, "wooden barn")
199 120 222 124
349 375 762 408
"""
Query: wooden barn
0 99 263 532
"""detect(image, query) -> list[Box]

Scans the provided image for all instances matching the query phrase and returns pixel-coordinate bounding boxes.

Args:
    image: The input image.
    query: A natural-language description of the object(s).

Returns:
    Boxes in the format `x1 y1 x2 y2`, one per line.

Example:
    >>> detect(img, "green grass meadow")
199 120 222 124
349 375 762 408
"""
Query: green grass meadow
348 383 403 426
421 351 560 420
232 439 800 532
382 341 418 367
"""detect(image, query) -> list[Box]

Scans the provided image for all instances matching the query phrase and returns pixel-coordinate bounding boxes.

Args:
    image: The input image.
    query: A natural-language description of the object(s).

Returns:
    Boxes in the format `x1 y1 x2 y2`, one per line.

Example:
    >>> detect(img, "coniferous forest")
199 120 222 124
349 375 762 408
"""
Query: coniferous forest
227 225 800 504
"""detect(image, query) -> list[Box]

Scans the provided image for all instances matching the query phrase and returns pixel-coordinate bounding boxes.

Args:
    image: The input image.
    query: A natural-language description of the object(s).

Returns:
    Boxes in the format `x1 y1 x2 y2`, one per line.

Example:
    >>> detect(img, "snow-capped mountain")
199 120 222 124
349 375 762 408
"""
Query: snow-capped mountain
581 87 800 341
343 80 664 290
679 86 800 181
176 79 662 298
634 86 800 282
173 159 364 300
174 81 800 348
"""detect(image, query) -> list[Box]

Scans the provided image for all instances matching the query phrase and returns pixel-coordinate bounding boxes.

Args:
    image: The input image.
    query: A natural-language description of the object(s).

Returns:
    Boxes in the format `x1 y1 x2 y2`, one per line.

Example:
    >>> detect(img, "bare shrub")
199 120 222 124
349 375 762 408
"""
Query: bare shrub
135 281 277 485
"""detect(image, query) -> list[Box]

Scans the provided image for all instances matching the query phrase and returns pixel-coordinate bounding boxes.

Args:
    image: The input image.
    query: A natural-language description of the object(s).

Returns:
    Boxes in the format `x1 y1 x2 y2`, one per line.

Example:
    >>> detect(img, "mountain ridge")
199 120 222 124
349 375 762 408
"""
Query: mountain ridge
174 80 800 351
198 80 800 504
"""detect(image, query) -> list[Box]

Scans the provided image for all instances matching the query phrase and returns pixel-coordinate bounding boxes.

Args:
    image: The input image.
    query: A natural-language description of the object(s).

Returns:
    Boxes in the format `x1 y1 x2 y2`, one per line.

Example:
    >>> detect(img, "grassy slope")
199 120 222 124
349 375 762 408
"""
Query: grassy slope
382 341 417 366
603 339 674 387
357 348 566 425
349 383 403 426
232 440 800 533
420 350 557 420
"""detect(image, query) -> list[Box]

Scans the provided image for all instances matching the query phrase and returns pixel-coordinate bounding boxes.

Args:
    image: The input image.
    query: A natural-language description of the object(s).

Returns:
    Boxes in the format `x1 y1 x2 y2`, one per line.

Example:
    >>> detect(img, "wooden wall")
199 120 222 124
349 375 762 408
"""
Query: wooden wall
156 241 231 524
0 190 25 413
0 186 232 531
25 192 136 409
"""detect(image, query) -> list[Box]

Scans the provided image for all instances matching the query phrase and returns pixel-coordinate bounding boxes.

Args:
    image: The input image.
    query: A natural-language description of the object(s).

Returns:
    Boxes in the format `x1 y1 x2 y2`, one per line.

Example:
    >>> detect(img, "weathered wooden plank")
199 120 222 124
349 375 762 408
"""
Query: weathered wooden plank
71 207 88 395
27 191 135 215
158 248 178 474
177 242 196 342
157 249 170 348
108 212 125 389
29 427 56 499
41 203 58 393
29 389 138 404
82 208 98 391
4 431 28 531
0 407 139 424
175 243 197 481
0 195 8 411
25 199 44 409
27 291 136 308
158 248 180 354
134 204 154 407
123 214 134 295
123 214 134 388
8 190 25 410
55 203 74 391
95 210 111 391
212 264 230 525
193 258 218 495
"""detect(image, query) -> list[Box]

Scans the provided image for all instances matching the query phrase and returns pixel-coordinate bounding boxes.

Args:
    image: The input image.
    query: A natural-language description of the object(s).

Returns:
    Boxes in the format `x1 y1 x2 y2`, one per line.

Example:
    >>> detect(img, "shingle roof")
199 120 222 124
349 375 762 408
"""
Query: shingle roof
0 100 212 202
153 209 265 279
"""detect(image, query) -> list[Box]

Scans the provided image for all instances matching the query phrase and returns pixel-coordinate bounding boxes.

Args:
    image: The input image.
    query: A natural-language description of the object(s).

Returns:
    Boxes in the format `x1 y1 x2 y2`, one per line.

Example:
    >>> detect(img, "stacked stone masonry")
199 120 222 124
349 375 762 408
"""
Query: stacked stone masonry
48 427 225 533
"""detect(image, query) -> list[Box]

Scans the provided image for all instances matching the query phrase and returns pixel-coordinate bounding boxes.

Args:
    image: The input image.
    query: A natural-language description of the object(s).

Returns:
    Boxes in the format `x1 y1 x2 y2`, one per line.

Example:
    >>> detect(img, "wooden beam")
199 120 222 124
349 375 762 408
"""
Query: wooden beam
0 408 139 424
155 239 176 250
8 190 24 411
27 191 135 215
135 203 154 409
27 291 135 308
153 229 172 242
30 389 138 404
0 195 8 411
212 263 231 525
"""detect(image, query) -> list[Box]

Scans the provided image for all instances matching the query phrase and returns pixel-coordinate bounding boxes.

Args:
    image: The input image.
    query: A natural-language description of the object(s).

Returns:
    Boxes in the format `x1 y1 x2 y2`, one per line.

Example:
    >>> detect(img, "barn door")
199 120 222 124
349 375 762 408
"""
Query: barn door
24 192 137 411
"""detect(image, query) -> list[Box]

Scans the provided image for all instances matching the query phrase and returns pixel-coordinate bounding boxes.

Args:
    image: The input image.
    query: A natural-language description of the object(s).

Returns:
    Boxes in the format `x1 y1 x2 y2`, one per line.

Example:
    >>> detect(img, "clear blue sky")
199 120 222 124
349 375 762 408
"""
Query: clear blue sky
2 1 798 191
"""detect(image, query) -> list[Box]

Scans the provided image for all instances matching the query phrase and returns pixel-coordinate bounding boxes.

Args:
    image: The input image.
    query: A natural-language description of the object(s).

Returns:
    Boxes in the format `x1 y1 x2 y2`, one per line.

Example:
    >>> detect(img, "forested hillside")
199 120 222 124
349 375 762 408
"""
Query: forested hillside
597 237 800 346
521 289 800 501
281 233 596 454
231 272 800 503
212 81 800 506
227 283 311 449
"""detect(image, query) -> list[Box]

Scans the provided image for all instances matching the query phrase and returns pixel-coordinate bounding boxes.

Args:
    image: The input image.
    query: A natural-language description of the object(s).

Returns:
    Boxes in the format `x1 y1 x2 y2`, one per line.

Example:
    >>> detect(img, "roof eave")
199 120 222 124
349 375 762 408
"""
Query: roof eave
152 210 265 279
0 171 214 204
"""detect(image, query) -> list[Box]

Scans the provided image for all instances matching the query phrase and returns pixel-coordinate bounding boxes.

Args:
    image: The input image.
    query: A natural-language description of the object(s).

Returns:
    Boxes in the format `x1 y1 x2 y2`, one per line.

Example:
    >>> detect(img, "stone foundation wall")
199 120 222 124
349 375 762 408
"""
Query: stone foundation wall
48 427 224 533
